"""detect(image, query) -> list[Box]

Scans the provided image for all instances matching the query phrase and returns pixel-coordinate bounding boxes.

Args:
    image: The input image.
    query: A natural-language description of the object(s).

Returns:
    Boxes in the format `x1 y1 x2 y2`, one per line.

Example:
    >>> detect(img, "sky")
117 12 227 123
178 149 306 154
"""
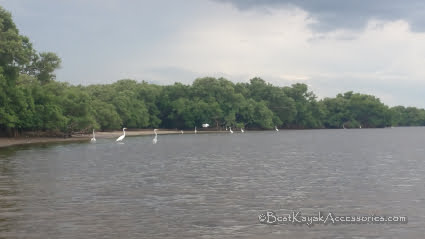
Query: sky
1 0 425 107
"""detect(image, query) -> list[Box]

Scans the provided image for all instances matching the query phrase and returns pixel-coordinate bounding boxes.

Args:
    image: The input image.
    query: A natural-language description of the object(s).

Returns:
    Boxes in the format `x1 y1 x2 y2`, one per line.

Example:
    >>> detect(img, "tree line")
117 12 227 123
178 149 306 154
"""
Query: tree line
1 6 425 136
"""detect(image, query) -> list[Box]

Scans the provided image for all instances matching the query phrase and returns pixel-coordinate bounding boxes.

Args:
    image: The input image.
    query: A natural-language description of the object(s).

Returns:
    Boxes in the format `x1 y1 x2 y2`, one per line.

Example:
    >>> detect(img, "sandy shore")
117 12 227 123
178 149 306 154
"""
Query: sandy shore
0 129 225 148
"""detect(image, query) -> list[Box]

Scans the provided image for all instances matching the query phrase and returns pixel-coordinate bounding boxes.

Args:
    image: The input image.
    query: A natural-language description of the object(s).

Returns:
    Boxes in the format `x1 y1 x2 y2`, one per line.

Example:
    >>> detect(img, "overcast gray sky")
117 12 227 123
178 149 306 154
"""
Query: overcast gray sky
1 0 425 107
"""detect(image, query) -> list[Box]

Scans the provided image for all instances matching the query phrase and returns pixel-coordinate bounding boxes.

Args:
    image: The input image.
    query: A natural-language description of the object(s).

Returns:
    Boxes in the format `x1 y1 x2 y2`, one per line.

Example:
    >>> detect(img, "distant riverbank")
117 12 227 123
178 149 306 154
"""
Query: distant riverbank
0 129 226 148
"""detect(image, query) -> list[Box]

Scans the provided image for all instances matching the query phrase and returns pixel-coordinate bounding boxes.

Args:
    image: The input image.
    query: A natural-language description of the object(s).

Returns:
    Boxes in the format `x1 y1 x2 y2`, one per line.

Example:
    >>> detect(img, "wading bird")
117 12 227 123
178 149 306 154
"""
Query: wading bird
229 127 233 134
275 126 279 132
116 128 127 142
241 128 244 133
91 129 96 142
195 126 197 134
153 129 158 144
181 130 184 134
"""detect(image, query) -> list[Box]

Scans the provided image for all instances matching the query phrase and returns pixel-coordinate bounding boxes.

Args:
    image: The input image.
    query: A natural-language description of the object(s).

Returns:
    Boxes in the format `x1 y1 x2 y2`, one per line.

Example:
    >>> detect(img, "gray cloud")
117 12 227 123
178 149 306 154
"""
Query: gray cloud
215 0 425 31
4 0 425 108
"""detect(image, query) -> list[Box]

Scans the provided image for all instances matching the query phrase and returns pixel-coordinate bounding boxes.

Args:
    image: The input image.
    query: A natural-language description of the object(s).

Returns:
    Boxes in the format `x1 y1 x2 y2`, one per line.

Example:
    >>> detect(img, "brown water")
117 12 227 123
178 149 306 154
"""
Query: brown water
0 128 424 238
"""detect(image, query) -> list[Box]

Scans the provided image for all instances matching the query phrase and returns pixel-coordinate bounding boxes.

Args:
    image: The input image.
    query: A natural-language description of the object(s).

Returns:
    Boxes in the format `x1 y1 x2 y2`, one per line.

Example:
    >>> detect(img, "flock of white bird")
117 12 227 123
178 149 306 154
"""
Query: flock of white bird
90 125 281 144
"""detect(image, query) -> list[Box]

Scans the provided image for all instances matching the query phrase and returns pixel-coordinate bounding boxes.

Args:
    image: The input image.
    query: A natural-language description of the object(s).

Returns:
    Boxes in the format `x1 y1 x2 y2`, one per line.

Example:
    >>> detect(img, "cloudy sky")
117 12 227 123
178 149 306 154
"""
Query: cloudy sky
1 0 425 107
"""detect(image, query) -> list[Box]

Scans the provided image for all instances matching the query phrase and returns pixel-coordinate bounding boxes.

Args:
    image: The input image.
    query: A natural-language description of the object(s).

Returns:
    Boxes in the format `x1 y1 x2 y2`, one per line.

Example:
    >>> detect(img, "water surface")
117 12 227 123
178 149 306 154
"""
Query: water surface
1 128 424 238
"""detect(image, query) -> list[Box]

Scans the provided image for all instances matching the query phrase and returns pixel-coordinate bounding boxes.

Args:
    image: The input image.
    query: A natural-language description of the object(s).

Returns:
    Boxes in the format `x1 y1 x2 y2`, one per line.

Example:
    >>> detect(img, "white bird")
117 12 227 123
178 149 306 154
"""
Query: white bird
359 125 362 129
195 126 197 134
116 128 127 142
91 129 96 142
202 123 209 128
241 128 244 133
275 126 279 132
153 129 158 144
229 127 233 134
181 130 184 134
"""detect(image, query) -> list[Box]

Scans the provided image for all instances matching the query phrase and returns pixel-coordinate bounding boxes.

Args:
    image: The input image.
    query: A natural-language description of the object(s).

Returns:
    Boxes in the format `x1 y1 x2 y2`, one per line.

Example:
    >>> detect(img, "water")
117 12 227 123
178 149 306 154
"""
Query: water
1 128 425 238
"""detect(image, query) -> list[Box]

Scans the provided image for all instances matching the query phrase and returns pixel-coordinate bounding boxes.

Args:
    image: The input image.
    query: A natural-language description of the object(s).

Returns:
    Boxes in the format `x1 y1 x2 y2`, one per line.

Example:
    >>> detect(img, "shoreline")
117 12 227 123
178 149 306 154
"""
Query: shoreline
0 129 226 149
0 127 403 149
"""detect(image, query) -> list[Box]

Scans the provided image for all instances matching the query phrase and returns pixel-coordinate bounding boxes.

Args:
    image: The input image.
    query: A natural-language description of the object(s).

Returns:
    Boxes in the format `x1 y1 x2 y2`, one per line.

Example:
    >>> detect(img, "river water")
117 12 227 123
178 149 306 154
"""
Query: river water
1 128 424 238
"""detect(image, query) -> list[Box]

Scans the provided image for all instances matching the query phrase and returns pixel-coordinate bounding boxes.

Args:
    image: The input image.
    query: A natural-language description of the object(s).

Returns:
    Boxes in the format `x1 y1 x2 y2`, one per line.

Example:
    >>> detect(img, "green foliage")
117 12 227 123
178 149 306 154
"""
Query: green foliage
91 100 122 130
321 92 391 128
33 52 61 84
389 106 425 126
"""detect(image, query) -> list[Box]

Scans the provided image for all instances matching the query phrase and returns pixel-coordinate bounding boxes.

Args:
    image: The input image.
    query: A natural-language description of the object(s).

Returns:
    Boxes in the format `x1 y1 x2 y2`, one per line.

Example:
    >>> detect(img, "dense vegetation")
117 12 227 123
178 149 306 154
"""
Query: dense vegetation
1 6 425 136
